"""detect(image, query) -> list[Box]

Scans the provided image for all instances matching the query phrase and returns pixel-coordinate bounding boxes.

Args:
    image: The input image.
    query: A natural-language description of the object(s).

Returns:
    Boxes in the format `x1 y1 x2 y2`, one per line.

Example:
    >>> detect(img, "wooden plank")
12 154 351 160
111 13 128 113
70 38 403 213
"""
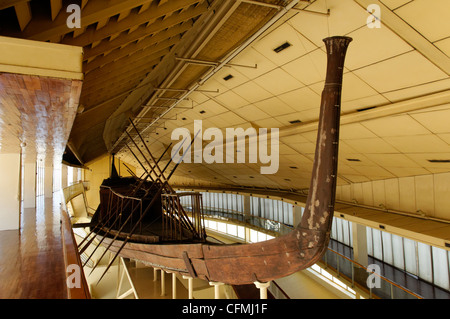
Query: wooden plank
84 44 170 75
84 34 180 73
17 0 154 41
61 0 203 47
50 0 62 21
83 14 196 60
14 1 31 31
0 0 28 10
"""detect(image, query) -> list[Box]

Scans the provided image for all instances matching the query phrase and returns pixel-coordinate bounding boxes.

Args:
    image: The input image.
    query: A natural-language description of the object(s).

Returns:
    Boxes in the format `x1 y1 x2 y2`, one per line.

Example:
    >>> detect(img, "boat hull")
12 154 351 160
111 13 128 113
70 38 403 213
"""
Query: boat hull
98 226 328 285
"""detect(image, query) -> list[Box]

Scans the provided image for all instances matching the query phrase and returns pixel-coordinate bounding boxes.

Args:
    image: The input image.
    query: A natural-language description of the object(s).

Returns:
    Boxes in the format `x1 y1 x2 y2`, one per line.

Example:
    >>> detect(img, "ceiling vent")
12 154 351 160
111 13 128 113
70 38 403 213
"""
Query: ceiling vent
274 41 292 53
346 158 361 162
289 119 302 124
428 159 450 163
223 74 233 81
356 106 376 112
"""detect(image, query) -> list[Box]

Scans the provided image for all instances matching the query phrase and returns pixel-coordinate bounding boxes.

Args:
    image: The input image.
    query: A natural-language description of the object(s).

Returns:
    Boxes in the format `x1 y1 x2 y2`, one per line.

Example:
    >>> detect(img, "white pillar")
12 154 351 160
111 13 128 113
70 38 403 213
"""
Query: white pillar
183 275 194 299
172 273 177 299
23 161 36 208
209 282 224 299
0 153 22 230
293 205 303 226
243 195 251 215
61 164 68 189
160 269 165 296
254 281 271 299
44 165 53 198
352 223 369 267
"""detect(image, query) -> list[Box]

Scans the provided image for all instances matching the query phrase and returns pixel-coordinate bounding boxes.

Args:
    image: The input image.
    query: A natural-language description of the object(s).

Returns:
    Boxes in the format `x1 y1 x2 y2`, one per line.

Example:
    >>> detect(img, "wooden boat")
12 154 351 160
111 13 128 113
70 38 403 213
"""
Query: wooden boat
80 36 352 285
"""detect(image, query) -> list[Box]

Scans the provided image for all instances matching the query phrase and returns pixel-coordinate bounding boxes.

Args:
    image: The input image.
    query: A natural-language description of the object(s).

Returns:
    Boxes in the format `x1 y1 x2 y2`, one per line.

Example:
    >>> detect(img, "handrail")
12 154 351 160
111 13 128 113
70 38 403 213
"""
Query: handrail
61 207 91 299
61 182 91 299
325 247 423 299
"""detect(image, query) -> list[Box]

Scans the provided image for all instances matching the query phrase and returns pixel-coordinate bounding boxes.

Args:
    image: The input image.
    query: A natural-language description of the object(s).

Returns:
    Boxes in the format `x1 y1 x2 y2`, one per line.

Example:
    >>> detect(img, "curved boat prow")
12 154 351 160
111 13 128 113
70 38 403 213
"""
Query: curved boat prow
200 36 352 284
294 36 353 268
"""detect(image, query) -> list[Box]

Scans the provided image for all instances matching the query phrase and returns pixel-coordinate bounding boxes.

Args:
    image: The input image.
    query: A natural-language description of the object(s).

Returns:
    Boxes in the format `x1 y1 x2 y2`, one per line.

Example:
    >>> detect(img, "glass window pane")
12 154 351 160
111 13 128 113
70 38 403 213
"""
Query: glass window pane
372 229 383 260
366 227 373 256
392 234 405 270
217 222 227 233
418 242 433 282
381 231 393 264
250 229 258 243
432 246 449 290
237 226 245 239
403 238 418 275
342 220 350 246
227 224 238 237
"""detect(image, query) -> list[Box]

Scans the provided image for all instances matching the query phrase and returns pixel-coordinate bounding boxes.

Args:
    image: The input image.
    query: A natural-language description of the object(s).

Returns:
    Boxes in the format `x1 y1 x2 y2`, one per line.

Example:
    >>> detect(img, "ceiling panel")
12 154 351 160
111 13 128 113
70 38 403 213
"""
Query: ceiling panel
361 114 430 137
344 22 413 71
394 0 450 42
353 50 448 93
252 23 317 67
277 86 321 112
252 67 304 95
383 135 450 153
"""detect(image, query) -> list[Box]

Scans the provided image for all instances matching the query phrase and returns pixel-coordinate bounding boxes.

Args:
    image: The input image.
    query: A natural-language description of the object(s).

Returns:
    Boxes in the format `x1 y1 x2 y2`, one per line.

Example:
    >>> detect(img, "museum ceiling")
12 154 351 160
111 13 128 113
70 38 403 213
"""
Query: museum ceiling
0 0 450 191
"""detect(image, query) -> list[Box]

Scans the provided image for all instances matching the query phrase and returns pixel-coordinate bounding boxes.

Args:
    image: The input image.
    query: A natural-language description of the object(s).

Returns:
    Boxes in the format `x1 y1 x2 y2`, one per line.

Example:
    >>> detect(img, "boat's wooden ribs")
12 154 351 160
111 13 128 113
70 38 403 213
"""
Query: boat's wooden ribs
162 192 206 241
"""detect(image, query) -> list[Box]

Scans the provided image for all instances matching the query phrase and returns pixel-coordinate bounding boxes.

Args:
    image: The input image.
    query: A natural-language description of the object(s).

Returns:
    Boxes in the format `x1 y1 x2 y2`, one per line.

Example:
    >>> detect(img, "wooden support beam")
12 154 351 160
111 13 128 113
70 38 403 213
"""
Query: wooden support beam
0 0 28 10
83 12 196 60
14 1 31 31
62 0 203 47
83 65 151 89
50 0 62 21
84 35 180 73
82 53 164 81
84 43 171 74
17 0 154 41
82 76 145 99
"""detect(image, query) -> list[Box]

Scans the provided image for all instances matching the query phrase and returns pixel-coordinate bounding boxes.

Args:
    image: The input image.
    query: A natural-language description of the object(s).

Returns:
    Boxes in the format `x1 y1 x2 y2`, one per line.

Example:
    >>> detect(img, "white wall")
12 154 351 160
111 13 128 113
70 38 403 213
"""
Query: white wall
0 153 21 230
336 172 450 221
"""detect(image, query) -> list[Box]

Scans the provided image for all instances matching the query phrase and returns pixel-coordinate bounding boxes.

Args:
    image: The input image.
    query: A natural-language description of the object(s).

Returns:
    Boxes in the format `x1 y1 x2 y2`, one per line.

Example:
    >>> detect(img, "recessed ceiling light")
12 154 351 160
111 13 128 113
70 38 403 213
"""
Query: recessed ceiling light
274 41 292 53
